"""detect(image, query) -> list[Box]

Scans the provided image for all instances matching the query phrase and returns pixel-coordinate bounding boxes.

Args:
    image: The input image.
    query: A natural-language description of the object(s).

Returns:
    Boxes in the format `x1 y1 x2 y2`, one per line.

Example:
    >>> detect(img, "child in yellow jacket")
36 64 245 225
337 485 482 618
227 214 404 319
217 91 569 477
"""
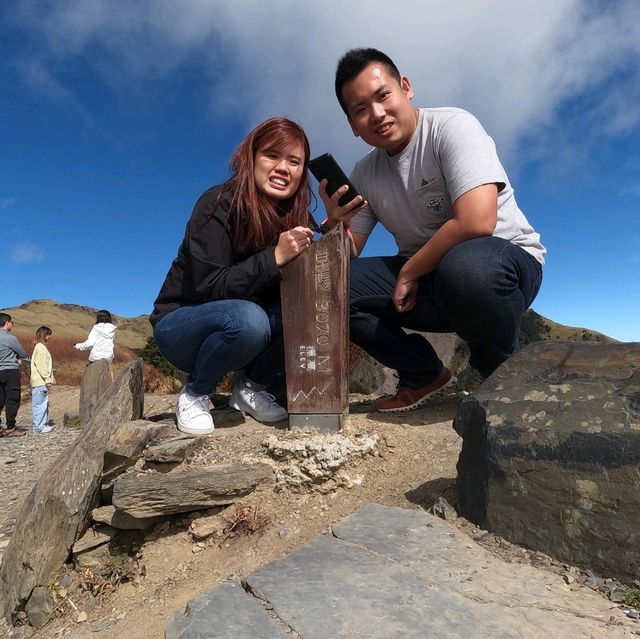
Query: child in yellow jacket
31 326 55 433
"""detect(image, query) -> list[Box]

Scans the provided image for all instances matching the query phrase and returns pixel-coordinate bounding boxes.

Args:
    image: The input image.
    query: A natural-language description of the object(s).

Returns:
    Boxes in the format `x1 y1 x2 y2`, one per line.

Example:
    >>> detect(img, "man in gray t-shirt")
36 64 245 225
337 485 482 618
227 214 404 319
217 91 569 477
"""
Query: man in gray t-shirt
319 48 545 412
0 313 29 436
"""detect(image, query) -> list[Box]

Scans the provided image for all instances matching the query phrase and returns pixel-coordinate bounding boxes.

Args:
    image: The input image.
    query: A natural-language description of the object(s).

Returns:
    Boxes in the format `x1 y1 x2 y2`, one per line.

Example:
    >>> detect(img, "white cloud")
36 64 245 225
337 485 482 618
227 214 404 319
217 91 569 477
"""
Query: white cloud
6 0 640 170
10 243 44 264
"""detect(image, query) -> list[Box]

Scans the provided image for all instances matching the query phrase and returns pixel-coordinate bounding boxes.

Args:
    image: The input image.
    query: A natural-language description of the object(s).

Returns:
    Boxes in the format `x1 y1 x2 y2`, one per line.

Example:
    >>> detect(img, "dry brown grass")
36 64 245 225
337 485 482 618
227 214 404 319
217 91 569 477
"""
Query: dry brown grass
221 504 269 545
5 299 152 350
142 363 182 394
14 333 138 387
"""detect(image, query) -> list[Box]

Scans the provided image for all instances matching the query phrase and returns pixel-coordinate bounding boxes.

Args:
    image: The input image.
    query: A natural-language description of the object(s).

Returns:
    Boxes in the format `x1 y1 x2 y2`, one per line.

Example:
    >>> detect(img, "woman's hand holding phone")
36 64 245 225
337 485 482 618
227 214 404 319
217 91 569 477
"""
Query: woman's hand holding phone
274 226 314 266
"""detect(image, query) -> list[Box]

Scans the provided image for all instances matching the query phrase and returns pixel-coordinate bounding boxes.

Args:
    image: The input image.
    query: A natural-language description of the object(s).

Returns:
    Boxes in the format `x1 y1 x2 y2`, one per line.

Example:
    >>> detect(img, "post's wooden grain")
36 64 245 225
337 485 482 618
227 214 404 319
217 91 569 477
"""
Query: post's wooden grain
280 223 349 428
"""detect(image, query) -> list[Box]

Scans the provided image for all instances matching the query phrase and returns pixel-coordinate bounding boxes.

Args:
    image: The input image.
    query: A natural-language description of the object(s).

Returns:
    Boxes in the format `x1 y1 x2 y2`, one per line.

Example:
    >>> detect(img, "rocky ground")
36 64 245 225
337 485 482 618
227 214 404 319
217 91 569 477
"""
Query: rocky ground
1 385 638 638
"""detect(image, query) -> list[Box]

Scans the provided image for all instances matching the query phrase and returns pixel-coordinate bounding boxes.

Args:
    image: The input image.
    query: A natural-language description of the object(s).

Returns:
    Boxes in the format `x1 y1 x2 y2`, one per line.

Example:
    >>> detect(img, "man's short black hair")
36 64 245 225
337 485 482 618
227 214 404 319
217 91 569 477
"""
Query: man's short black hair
0 313 12 327
335 48 401 115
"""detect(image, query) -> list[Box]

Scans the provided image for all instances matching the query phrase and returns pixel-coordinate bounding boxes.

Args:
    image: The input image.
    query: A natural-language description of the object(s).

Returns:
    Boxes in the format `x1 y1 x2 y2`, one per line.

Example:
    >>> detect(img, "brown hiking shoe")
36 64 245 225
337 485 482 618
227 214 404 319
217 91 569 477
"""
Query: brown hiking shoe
374 367 454 413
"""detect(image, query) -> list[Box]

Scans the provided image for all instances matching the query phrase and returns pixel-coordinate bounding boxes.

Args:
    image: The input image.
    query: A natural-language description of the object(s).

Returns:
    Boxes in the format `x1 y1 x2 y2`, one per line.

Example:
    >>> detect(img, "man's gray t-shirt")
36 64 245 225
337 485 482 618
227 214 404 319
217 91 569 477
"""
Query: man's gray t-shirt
0 329 29 371
349 107 546 265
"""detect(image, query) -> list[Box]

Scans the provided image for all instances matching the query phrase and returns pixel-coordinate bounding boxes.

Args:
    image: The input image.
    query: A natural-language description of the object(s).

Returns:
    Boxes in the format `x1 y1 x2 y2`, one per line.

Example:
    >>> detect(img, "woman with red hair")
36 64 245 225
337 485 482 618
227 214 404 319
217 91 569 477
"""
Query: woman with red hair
150 117 315 436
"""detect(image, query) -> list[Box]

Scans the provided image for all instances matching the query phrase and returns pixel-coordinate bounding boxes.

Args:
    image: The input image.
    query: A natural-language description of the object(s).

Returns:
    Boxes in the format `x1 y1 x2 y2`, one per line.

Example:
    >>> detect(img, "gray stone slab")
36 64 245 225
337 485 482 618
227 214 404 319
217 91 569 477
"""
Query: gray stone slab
245 534 522 639
331 504 635 637
166 580 289 639
170 504 637 639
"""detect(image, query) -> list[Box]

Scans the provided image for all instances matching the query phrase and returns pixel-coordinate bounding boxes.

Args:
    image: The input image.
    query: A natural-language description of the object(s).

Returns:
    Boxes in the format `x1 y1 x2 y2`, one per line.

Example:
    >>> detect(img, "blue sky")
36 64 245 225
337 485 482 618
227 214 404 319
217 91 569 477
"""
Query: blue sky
1 0 639 341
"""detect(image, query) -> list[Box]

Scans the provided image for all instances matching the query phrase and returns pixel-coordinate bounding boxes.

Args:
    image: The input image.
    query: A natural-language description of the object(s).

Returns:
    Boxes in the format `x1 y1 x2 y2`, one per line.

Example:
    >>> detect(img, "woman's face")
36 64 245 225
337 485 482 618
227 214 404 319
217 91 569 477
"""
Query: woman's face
253 141 306 201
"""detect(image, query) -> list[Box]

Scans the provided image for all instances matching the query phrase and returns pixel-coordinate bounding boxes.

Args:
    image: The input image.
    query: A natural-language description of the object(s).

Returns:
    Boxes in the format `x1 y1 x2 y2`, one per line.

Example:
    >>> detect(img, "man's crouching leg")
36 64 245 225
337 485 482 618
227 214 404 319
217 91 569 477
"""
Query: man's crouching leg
433 236 543 378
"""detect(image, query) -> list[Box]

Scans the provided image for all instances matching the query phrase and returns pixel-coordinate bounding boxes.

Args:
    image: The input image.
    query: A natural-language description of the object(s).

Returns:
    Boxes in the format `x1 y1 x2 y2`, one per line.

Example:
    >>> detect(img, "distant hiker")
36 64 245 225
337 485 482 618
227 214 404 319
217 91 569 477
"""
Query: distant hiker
31 325 55 433
321 48 545 412
0 313 29 438
150 117 315 436
74 310 117 363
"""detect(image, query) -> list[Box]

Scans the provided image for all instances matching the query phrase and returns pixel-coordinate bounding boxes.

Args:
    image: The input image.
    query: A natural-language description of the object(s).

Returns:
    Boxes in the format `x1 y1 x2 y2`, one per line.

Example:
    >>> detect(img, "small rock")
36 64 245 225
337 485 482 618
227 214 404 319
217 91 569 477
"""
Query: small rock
63 412 81 428
628 610 640 620
430 497 458 522
72 525 118 553
609 588 628 603
58 573 75 589
90 620 111 632
563 573 575 585
25 587 54 630
585 576 602 590
279 528 292 539
77 611 88 623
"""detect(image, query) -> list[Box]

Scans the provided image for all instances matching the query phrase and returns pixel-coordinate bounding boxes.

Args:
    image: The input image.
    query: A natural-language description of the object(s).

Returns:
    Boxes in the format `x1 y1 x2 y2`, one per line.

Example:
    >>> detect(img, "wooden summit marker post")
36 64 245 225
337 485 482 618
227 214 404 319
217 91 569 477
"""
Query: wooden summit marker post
280 223 350 432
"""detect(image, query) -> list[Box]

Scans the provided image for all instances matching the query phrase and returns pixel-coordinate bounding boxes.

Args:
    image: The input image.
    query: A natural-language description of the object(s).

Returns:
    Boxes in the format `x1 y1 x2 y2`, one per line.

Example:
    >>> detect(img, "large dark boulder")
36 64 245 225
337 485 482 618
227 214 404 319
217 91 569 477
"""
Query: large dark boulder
455 341 640 582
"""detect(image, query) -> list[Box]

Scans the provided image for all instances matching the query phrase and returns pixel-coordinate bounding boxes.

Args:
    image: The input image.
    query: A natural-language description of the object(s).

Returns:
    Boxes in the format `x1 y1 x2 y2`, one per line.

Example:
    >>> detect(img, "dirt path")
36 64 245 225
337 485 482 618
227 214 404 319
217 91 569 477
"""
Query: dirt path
1 386 632 638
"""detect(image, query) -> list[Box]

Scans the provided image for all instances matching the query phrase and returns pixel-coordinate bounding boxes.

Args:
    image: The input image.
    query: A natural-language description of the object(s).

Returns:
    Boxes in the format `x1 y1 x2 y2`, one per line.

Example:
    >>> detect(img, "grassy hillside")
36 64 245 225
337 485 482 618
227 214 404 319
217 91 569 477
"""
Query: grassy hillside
4 299 152 350
520 310 615 345
2 300 616 390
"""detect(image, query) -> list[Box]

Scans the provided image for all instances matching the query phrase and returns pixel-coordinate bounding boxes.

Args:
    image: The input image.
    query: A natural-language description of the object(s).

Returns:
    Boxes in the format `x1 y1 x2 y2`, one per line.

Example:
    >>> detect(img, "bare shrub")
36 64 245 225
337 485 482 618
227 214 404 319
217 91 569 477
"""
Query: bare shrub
221 504 269 545
13 332 139 387
143 363 182 394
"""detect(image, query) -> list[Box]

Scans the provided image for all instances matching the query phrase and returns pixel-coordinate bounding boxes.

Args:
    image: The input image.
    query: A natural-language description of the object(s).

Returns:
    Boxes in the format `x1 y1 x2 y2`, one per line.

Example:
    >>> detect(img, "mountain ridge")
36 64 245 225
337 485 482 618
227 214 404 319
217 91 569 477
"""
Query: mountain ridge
2 298 616 352
3 299 152 350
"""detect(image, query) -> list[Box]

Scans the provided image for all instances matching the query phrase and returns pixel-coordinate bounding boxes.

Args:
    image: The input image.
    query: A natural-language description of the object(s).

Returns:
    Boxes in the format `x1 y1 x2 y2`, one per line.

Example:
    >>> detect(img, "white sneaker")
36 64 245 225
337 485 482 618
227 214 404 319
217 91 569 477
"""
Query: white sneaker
229 376 288 423
175 387 215 436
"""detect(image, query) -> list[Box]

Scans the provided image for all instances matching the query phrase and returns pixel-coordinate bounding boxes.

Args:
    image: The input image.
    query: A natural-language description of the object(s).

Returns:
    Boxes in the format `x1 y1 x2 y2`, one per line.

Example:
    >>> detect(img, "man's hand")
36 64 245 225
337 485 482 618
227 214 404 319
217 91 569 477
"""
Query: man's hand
392 274 418 313
274 226 314 266
318 179 366 230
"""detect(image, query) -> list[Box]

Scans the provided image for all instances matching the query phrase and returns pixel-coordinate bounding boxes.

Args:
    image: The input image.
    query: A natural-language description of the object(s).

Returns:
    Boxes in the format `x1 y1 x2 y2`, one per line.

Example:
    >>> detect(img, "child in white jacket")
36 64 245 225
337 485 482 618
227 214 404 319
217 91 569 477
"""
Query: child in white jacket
75 310 117 363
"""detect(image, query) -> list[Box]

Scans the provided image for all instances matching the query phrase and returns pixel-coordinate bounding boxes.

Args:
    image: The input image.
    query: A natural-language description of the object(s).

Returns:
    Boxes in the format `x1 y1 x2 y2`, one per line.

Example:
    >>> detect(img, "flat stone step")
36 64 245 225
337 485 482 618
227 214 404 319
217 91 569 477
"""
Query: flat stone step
166 504 637 638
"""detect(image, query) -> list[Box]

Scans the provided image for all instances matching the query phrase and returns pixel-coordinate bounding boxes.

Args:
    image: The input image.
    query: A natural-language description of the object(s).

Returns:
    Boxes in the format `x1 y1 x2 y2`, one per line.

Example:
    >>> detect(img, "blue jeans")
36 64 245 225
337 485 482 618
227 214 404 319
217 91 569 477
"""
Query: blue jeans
350 237 543 386
32 386 49 432
153 299 284 396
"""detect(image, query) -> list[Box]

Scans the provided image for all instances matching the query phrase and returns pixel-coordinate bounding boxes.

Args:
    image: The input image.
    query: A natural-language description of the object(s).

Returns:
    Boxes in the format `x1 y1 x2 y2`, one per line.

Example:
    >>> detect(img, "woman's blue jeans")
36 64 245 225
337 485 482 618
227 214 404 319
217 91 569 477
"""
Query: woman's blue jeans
153 299 284 396
32 386 49 432
350 236 543 386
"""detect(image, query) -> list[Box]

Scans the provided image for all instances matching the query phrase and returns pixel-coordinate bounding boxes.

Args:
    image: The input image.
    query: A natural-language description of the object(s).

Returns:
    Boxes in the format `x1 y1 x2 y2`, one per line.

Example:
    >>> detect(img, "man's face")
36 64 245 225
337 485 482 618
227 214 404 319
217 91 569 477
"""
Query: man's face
2 320 12 332
341 63 417 155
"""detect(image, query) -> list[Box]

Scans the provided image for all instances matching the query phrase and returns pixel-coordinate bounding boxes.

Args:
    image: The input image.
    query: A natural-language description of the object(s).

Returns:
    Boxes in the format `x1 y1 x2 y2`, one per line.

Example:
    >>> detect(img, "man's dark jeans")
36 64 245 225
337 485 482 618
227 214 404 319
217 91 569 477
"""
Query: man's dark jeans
0 368 21 428
350 236 543 387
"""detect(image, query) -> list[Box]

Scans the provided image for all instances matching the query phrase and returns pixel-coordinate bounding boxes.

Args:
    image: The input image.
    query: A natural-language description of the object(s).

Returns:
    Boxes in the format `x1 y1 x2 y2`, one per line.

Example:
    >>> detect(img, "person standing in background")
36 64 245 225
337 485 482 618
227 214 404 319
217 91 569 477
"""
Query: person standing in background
0 313 29 438
74 310 117 363
31 325 55 433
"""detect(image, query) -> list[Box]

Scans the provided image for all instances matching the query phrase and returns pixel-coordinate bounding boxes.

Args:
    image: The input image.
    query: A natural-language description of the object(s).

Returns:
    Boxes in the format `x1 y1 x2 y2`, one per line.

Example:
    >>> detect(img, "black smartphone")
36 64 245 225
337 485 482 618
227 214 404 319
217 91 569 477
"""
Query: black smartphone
308 153 361 207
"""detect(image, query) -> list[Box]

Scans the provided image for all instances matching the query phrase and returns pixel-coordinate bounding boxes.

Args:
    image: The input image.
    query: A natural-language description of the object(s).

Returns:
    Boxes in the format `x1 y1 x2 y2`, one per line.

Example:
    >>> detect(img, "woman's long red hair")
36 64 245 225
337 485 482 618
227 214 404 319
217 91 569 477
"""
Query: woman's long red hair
227 117 311 253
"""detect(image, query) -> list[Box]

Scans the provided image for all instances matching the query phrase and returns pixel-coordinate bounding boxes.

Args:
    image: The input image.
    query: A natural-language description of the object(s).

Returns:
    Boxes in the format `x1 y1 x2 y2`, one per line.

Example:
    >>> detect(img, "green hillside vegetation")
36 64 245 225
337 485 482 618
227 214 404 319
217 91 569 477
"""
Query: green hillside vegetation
519 310 615 346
